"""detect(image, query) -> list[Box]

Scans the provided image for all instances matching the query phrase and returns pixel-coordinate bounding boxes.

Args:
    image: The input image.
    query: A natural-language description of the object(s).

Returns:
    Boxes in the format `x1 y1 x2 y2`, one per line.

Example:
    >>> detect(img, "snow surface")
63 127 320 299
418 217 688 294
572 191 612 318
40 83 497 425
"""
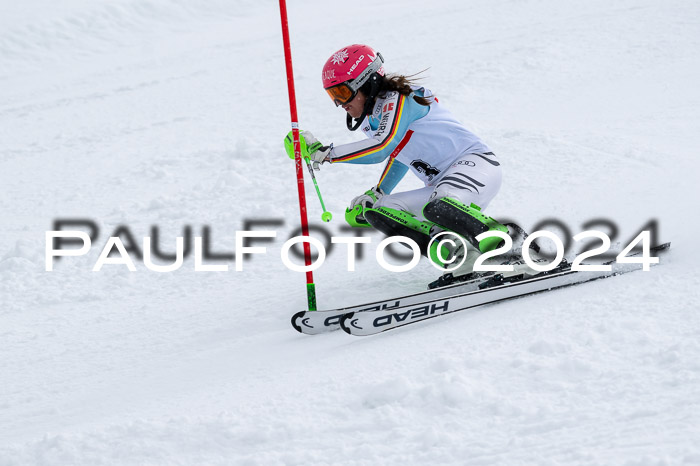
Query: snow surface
1 0 699 464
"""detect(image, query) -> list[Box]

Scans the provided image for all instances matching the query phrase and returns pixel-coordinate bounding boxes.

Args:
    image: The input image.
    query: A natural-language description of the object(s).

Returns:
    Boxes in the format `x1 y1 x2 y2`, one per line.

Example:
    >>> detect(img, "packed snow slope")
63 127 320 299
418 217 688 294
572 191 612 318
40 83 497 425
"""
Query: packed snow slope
1 0 699 464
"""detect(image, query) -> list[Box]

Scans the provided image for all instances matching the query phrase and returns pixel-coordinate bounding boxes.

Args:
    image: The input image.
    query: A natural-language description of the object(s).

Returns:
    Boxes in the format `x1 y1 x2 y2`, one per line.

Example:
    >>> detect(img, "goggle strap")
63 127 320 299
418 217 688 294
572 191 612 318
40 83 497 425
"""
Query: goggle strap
346 52 384 93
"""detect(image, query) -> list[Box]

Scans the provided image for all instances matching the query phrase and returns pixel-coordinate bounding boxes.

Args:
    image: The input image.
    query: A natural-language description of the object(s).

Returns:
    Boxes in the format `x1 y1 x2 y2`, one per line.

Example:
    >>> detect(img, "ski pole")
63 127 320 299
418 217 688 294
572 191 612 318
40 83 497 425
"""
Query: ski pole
302 157 332 222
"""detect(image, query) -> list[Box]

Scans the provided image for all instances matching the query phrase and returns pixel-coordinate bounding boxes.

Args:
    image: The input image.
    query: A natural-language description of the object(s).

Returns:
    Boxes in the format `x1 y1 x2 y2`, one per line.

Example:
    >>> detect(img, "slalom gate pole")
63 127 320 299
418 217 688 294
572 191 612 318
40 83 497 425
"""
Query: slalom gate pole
278 0 317 311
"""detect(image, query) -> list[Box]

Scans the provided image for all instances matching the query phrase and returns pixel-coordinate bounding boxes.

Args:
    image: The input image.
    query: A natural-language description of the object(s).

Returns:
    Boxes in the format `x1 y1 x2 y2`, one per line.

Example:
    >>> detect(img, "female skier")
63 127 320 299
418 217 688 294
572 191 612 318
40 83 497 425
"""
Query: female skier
286 44 507 265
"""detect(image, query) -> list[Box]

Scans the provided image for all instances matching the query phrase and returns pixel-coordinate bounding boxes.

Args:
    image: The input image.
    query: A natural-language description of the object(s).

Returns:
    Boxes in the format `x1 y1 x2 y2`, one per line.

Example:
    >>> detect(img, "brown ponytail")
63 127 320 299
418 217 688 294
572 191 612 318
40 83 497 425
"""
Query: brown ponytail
378 71 434 106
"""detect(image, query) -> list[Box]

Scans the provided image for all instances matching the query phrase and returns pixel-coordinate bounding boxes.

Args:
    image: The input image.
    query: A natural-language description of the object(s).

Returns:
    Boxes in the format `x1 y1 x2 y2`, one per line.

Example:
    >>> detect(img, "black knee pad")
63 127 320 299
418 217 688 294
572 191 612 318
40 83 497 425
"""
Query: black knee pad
364 207 431 255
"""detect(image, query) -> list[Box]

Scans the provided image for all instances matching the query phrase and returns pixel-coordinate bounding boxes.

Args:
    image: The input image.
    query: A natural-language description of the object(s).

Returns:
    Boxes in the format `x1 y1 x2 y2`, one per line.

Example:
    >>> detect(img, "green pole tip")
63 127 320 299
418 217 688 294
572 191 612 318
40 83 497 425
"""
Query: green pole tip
322 211 333 222
307 283 317 311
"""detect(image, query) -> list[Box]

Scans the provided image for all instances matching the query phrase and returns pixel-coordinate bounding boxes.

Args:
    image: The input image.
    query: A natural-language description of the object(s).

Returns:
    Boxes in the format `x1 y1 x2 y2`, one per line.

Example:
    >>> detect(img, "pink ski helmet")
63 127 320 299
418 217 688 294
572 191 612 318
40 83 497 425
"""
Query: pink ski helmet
322 44 385 106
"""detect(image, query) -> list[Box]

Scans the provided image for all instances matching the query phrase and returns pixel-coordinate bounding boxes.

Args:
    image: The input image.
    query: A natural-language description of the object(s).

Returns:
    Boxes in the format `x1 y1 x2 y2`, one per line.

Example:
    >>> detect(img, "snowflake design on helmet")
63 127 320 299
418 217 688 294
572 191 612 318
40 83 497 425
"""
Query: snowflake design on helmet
331 49 349 65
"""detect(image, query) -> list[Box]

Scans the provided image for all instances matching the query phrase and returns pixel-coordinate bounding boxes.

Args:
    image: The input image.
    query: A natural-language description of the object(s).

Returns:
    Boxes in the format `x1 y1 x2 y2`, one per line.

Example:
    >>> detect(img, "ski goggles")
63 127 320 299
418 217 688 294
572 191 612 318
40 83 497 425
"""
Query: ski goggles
324 52 385 107
325 83 357 107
